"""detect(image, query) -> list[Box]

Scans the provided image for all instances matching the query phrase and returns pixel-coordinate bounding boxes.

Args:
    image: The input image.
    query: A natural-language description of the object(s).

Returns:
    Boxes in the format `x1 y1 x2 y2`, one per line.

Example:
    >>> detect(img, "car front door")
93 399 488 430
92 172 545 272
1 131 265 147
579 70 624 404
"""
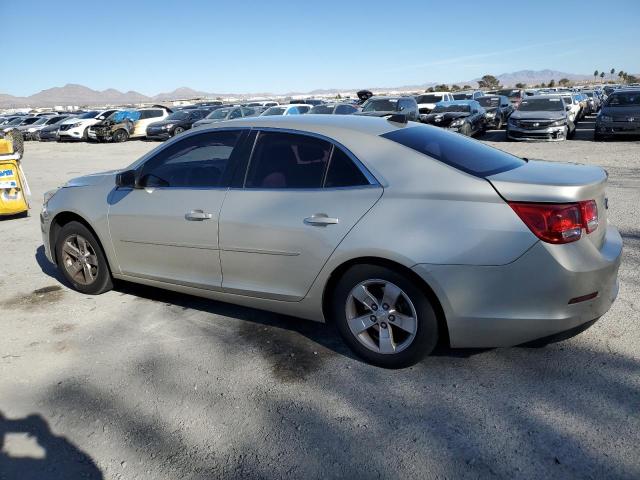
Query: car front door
218 130 382 301
107 129 246 289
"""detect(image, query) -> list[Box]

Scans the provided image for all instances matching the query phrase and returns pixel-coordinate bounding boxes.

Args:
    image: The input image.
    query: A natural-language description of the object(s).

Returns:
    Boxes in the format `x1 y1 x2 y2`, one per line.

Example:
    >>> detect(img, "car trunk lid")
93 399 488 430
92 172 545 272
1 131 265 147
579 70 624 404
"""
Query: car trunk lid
487 159 608 248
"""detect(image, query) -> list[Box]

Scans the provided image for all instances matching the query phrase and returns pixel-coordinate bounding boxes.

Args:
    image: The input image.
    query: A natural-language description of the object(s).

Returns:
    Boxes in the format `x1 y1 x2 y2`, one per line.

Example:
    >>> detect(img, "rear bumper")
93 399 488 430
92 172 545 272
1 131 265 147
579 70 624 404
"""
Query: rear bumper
413 225 622 348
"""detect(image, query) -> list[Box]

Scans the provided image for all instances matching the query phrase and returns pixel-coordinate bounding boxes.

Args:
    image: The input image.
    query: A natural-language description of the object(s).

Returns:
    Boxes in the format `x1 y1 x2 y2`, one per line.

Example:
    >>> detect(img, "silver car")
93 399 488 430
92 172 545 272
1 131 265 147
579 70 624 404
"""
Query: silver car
41 115 622 368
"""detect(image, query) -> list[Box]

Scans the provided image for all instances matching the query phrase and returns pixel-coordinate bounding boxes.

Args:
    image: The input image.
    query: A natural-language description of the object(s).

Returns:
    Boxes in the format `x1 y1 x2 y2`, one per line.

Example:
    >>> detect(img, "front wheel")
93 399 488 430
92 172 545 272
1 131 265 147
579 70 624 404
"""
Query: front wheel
113 129 129 143
55 221 113 295
172 126 185 136
332 264 439 368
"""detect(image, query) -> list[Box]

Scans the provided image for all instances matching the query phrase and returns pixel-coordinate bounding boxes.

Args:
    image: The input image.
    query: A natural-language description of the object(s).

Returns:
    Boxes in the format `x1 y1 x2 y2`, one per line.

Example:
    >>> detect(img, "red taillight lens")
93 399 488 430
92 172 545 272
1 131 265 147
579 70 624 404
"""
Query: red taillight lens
509 202 583 244
580 200 598 233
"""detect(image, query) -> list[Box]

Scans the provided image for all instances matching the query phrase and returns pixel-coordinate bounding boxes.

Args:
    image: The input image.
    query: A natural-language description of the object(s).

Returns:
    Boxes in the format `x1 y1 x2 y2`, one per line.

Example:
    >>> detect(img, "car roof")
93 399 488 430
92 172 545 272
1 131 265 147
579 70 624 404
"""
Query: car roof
199 113 402 137
524 95 563 100
436 100 477 105
367 96 411 100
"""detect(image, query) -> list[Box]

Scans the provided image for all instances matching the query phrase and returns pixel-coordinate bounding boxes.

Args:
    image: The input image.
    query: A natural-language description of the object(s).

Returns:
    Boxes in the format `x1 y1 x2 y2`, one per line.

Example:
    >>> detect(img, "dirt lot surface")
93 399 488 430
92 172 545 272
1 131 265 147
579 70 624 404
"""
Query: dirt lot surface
2 119 639 479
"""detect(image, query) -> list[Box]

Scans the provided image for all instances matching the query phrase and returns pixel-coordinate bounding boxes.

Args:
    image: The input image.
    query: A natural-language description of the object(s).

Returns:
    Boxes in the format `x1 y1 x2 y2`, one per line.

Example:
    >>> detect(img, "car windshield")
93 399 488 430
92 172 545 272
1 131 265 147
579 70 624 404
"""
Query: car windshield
309 105 334 114
33 117 50 125
432 104 471 113
517 98 564 111
606 92 640 106
166 111 190 120
562 96 573 104
50 116 68 124
452 93 471 100
415 95 443 104
8 118 23 125
362 99 398 112
382 125 525 177
78 111 99 119
478 97 500 107
21 118 39 125
206 108 231 119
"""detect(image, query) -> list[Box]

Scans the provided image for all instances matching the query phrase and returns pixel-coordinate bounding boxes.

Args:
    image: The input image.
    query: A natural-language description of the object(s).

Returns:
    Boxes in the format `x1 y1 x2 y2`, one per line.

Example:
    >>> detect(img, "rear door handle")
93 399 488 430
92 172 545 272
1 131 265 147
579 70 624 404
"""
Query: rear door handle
185 210 213 221
304 213 339 226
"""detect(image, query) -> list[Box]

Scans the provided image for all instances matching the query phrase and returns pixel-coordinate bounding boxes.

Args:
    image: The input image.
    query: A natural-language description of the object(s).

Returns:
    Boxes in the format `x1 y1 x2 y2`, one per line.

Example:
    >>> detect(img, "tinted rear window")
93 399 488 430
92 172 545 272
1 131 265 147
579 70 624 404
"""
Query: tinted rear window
381 125 525 177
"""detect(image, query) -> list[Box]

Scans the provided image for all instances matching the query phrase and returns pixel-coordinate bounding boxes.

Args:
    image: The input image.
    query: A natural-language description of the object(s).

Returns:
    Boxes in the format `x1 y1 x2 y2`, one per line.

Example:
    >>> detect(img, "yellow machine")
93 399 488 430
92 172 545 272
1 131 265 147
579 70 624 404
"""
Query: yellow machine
0 131 30 217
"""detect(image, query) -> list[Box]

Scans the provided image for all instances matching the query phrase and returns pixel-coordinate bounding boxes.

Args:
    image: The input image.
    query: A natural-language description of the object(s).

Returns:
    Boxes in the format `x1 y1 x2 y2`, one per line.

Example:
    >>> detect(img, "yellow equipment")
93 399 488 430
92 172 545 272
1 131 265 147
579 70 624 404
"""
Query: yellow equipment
0 131 30 217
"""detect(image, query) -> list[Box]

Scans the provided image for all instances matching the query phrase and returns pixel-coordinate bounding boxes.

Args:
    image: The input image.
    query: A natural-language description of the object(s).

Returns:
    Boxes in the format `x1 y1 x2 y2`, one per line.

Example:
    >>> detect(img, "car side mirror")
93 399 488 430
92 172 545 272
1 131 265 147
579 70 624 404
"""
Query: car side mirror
566 105 571 111
115 169 138 188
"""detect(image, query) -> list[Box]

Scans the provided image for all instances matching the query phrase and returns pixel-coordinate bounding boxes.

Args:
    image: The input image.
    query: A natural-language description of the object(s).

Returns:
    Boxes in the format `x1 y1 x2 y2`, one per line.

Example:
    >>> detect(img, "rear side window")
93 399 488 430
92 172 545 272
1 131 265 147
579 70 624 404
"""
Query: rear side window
325 148 369 188
245 132 331 188
139 109 164 119
381 125 525 177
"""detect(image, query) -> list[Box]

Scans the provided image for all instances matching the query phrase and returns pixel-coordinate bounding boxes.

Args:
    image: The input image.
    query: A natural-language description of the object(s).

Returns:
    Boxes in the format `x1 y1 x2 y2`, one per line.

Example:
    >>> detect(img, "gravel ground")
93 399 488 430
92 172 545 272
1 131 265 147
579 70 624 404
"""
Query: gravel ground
1 119 639 480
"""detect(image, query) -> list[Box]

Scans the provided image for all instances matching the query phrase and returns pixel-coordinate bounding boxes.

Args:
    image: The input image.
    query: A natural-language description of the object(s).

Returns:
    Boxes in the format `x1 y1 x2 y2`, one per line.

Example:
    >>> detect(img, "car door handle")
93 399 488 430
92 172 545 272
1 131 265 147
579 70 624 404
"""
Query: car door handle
304 213 339 226
185 210 213 221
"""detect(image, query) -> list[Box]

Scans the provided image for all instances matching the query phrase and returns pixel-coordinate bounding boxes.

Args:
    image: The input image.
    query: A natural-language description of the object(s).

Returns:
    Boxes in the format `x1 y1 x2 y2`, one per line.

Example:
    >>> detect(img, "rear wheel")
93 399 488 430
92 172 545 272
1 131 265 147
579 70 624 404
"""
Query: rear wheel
332 264 439 368
55 221 113 295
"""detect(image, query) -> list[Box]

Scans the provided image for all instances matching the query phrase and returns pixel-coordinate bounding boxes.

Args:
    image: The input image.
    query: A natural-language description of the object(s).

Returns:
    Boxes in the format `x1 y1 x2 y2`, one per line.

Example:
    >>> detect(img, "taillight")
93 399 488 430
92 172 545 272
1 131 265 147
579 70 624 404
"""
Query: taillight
509 200 599 244
580 200 598 233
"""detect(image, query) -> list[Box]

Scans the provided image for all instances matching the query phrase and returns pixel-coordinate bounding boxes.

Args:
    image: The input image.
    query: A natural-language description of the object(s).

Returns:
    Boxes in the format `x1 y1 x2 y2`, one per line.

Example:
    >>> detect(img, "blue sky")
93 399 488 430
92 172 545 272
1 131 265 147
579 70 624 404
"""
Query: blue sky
2 0 639 96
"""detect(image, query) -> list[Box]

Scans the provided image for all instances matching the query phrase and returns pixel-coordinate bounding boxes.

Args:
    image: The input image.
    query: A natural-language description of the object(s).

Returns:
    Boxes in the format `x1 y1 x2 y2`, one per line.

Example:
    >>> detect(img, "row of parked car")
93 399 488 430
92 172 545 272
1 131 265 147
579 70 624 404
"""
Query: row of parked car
1 85 638 143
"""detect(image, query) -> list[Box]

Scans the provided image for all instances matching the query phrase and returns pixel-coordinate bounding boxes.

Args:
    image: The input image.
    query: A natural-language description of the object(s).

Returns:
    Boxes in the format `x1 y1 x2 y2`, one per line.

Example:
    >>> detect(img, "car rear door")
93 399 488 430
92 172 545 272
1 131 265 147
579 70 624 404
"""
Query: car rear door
218 130 382 301
107 130 247 289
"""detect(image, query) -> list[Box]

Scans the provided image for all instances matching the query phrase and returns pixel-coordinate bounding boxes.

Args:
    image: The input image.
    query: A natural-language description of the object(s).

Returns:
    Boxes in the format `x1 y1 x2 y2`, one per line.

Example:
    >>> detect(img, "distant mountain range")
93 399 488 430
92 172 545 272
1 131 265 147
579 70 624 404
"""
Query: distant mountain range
0 70 612 108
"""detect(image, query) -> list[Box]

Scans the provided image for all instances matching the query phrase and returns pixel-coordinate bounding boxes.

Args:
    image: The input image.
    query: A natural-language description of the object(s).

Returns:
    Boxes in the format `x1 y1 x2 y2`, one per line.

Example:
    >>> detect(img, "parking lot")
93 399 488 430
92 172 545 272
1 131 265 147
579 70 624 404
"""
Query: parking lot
1 117 639 479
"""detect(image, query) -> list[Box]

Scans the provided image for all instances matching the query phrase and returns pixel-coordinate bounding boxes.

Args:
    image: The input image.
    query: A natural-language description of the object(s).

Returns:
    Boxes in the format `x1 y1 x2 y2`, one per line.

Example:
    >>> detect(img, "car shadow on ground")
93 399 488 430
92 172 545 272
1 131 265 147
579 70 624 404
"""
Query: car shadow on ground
34 245 487 362
0 411 103 479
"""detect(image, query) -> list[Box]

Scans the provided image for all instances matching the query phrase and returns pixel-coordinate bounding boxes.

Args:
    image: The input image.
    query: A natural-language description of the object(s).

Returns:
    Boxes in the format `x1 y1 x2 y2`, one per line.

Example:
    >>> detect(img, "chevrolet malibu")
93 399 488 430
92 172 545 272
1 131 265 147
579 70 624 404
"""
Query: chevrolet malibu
40 115 622 368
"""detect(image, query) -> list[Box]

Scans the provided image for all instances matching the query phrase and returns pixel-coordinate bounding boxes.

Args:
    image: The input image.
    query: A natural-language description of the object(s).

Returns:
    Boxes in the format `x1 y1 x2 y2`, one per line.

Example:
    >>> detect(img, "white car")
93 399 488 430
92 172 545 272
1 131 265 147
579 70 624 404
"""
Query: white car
129 107 172 138
559 94 581 123
57 110 118 141
414 92 455 115
260 104 311 116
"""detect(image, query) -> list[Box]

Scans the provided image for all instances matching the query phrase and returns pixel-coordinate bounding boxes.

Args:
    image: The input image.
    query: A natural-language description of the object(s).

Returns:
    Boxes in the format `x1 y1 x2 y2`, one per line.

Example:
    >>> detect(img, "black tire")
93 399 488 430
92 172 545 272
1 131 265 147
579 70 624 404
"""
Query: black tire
332 264 439 368
495 115 503 130
82 127 89 141
113 129 129 143
173 126 185 136
594 131 605 141
460 123 472 137
55 221 113 295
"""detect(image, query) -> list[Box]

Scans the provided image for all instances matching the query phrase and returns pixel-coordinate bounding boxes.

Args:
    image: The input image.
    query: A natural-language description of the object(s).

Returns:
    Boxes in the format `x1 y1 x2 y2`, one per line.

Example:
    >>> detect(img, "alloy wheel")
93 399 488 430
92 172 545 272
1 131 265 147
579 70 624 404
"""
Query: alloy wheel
61 234 99 285
345 279 418 354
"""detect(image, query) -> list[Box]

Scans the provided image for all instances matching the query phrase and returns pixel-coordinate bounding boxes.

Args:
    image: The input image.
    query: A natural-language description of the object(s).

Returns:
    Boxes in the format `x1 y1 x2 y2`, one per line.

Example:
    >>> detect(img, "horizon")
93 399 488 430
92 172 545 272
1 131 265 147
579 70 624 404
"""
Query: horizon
2 0 639 97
